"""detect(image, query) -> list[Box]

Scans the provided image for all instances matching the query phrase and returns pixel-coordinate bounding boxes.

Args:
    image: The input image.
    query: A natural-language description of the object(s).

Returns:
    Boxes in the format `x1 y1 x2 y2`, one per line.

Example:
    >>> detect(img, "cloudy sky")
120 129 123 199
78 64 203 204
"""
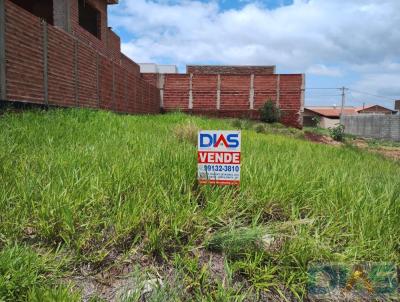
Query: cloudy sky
109 0 400 107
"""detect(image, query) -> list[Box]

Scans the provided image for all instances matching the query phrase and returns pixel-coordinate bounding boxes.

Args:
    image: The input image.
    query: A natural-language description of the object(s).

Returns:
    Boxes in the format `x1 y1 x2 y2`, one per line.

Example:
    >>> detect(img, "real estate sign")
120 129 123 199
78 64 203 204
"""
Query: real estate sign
197 130 241 185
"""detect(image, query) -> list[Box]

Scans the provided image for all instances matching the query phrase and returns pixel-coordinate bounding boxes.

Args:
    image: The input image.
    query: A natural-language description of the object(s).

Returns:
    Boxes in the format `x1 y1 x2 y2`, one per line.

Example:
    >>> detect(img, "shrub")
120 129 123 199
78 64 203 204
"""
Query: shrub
329 124 345 141
311 116 321 127
260 100 281 123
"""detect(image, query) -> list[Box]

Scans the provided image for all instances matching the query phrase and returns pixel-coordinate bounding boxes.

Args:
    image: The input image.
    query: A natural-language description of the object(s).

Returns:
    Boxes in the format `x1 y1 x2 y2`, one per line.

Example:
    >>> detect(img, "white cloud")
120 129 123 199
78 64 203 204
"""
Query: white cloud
110 0 400 70
307 64 342 77
109 0 400 104
351 73 400 103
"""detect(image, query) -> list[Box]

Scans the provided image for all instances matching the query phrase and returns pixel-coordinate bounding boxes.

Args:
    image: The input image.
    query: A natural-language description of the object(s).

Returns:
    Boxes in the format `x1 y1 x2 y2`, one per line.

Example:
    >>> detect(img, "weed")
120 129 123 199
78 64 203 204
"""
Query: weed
0 109 399 300
173 121 199 145
231 119 243 129
253 123 266 133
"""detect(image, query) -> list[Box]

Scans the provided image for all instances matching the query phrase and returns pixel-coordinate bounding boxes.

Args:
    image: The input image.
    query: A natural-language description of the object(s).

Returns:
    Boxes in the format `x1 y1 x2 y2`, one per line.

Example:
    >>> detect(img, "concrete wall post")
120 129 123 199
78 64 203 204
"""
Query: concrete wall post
96 53 100 107
188 73 193 109
112 62 115 111
216 74 221 110
249 74 254 110
53 0 70 32
42 21 48 105
74 40 79 106
158 73 165 108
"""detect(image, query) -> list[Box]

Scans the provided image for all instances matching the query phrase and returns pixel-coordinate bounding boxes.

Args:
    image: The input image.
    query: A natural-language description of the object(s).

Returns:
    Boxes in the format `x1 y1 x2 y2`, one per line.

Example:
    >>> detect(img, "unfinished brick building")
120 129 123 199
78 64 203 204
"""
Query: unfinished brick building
0 0 305 127
142 65 305 128
0 0 160 113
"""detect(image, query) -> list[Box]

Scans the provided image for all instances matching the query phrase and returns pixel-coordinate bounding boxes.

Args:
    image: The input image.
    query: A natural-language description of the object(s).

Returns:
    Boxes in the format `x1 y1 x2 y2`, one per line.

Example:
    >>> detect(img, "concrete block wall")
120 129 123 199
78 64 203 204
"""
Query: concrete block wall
1 0 160 114
341 115 400 141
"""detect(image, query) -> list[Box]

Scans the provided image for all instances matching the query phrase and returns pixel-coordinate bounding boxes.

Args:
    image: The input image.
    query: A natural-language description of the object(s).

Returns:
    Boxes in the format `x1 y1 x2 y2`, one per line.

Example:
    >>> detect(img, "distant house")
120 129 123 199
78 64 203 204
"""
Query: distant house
303 106 356 128
395 100 400 112
356 105 397 115
303 105 397 128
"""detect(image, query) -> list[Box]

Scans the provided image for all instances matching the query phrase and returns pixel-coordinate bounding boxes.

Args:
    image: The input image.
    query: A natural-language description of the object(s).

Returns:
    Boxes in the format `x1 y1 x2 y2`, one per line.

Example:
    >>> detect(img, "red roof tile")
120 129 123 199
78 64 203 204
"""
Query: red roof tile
305 107 357 118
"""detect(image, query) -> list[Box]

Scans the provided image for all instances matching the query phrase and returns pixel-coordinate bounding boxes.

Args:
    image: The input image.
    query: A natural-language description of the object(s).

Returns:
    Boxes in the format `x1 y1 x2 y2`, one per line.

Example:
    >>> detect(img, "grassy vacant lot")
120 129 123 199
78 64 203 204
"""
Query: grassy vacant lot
0 109 399 301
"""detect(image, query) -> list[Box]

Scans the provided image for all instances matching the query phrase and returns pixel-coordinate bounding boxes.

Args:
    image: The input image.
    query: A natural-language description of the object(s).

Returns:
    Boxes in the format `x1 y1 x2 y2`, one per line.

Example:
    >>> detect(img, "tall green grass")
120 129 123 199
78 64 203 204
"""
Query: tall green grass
0 109 399 300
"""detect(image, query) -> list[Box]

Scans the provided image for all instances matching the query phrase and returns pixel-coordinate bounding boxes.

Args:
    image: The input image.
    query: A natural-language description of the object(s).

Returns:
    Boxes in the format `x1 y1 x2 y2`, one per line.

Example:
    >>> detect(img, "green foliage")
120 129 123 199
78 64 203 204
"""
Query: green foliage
328 124 345 141
0 109 399 299
0 245 45 301
231 119 243 129
28 286 80 302
253 123 266 133
260 100 281 123
0 244 74 301
206 227 266 256
311 116 321 127
173 121 199 145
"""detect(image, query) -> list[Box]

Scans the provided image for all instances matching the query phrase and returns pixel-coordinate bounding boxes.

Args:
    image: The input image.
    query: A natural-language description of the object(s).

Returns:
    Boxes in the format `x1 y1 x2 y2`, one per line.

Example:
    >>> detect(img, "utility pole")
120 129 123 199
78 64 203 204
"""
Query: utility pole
340 87 346 118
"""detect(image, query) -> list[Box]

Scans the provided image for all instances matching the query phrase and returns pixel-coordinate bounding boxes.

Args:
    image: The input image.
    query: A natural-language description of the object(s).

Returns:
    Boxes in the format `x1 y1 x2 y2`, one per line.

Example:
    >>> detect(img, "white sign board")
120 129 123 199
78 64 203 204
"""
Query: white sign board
198 130 241 185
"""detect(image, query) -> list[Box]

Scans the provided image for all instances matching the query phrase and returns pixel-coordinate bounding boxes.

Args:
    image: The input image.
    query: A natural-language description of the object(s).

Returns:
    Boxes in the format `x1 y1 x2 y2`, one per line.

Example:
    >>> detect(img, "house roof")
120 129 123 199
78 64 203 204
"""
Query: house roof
305 104 397 118
304 107 357 118
355 104 397 113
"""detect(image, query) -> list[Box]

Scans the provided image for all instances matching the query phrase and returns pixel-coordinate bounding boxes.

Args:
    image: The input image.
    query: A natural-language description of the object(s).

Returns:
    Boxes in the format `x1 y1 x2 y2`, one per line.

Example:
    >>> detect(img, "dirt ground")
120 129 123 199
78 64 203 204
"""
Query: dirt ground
304 132 400 161
352 139 400 160
304 132 343 146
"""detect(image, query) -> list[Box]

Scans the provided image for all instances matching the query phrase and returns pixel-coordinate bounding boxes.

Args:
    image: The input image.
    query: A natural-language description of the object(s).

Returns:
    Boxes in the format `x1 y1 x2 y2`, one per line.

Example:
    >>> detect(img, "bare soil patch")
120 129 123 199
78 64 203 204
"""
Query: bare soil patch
350 139 400 161
304 132 342 146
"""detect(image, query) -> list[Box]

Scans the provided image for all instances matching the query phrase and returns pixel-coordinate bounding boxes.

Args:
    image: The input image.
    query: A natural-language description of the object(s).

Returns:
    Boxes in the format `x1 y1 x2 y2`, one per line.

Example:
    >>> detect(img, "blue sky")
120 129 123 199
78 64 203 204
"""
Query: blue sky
109 0 400 108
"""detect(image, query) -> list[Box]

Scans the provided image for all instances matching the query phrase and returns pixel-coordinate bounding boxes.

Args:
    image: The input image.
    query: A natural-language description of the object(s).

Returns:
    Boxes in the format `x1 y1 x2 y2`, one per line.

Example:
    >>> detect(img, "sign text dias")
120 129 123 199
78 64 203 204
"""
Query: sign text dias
198 130 241 185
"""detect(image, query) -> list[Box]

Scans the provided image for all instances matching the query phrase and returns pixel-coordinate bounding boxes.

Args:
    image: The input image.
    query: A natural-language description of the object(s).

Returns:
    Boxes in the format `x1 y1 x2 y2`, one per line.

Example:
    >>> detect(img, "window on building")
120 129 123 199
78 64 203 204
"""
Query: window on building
11 0 54 25
78 0 101 39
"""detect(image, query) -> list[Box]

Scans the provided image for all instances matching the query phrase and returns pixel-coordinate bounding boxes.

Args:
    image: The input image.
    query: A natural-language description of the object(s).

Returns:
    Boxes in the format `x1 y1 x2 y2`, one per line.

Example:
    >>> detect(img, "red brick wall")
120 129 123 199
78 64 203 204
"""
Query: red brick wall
187 65 275 75
220 75 250 110
155 72 304 128
48 26 76 107
279 75 303 127
70 0 107 54
3 0 160 115
141 73 158 87
121 54 140 76
5 1 44 103
192 74 217 110
163 74 190 111
253 75 278 109
106 28 121 62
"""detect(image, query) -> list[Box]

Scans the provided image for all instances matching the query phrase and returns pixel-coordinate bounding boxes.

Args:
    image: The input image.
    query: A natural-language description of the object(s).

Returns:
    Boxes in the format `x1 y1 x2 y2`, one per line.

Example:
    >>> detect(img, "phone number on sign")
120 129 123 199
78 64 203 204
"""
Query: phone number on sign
204 165 240 172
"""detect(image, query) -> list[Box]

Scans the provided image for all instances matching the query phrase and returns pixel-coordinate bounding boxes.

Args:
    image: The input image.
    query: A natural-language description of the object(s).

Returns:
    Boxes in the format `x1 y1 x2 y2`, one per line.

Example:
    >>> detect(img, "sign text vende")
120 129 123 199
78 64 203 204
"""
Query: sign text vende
198 130 241 185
